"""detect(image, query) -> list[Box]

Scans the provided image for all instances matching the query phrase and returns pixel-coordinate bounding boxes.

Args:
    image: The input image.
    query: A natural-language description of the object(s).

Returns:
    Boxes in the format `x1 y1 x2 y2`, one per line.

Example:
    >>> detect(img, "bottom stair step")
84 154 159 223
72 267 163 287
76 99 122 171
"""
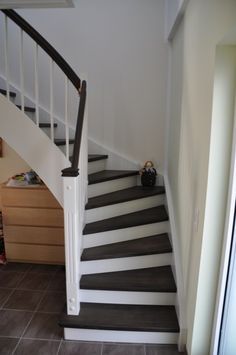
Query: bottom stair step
59 303 179 333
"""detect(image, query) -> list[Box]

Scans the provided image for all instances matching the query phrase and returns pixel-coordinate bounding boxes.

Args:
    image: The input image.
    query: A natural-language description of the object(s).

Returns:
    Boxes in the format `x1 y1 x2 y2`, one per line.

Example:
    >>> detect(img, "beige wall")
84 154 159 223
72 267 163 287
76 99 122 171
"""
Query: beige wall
167 0 236 353
0 140 30 208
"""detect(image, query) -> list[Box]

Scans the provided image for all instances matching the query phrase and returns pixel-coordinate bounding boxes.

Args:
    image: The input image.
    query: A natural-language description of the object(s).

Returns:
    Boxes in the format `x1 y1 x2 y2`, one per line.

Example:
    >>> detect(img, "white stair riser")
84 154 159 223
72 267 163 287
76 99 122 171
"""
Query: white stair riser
88 159 107 174
83 221 169 248
59 143 74 156
85 194 165 223
24 111 35 121
81 253 172 274
80 290 176 305
88 176 138 198
64 328 178 344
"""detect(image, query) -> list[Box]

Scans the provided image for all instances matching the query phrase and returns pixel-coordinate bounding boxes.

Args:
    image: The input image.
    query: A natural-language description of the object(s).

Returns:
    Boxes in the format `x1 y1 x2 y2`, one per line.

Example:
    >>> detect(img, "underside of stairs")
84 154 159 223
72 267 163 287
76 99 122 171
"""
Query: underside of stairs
59 153 180 345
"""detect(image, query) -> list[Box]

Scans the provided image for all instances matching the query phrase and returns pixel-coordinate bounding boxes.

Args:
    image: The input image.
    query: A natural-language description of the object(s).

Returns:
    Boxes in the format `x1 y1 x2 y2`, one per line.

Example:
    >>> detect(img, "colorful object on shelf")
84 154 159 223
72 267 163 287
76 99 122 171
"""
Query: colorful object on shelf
7 170 42 187
139 161 157 187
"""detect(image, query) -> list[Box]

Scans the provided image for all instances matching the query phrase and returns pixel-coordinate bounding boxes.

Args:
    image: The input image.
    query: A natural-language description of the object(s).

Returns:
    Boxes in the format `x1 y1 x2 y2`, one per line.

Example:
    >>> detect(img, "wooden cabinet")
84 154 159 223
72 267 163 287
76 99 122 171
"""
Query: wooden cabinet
1 183 64 264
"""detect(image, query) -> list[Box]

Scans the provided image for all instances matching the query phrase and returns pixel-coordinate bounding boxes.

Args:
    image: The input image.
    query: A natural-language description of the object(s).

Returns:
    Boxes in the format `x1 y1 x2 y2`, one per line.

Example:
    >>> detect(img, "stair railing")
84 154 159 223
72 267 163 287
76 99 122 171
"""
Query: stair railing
1 10 87 315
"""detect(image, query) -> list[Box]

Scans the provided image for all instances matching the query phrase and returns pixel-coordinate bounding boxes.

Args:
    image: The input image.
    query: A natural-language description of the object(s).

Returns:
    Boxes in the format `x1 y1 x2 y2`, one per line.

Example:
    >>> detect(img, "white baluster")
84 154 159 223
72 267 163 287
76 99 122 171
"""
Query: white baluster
34 44 39 126
4 15 9 101
65 77 69 160
50 59 54 141
20 29 24 111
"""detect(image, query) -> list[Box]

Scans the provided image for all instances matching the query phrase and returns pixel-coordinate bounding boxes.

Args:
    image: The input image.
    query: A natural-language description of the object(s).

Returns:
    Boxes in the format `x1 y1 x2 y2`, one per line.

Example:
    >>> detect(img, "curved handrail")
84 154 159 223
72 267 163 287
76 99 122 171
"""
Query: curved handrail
62 80 87 177
2 9 87 176
1 9 81 91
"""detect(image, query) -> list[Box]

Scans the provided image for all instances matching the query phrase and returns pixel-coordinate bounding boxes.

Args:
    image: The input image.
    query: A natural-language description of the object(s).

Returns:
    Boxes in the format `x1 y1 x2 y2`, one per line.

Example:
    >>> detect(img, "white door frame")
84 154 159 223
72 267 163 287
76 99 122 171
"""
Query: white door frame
211 92 236 354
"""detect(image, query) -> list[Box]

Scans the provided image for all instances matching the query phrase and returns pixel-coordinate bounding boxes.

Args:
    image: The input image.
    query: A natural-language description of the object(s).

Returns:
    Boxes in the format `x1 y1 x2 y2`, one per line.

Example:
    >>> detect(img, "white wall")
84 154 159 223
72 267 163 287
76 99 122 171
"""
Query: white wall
167 1 236 354
5 0 168 172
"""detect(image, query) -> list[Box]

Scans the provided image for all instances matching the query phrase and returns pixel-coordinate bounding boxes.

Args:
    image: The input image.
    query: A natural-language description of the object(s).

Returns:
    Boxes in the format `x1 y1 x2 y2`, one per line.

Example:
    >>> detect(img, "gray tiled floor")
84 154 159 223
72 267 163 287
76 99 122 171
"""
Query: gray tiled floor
0 262 186 355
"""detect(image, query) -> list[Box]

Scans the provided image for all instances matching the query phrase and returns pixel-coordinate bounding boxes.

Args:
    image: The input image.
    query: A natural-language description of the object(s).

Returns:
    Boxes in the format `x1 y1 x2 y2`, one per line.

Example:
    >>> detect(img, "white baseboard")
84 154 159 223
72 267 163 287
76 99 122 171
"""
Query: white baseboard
163 173 187 350
88 137 140 171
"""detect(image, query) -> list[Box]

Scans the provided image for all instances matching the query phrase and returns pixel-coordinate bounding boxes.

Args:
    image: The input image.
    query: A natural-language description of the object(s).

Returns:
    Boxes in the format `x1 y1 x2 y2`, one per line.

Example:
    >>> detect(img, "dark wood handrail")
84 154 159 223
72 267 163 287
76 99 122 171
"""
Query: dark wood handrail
1 9 81 91
62 80 87 177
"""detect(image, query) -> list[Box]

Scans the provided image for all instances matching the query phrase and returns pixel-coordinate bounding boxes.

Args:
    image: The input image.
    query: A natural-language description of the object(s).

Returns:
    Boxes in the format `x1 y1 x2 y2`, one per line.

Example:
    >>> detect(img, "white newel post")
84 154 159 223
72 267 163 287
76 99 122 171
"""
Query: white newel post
62 78 87 317
63 175 80 315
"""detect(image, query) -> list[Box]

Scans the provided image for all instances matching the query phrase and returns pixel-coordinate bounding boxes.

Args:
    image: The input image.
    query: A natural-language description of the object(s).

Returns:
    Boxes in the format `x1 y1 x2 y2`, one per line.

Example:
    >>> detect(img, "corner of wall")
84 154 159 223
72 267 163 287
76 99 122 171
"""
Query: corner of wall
88 137 141 171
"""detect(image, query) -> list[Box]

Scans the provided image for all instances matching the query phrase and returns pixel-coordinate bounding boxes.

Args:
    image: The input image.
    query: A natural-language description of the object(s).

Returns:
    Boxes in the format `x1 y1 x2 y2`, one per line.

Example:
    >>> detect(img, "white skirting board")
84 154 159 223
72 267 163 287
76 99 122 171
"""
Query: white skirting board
88 137 140 171
163 174 187 351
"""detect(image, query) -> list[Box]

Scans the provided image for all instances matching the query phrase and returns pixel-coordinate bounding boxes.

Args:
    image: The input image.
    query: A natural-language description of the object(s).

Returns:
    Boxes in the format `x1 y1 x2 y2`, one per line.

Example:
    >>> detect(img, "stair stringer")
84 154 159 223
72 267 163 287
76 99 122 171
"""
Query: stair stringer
0 75 75 142
163 173 187 351
0 94 69 206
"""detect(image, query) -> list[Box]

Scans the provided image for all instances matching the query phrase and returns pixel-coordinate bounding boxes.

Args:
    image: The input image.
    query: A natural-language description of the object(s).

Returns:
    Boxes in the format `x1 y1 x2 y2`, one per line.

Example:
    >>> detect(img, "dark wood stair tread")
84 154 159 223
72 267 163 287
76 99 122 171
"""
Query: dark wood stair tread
81 266 176 292
54 139 75 146
39 123 58 128
16 105 35 112
88 154 108 162
88 170 139 185
81 234 171 261
0 89 16 98
59 303 179 332
86 186 165 210
83 205 168 235
69 154 109 163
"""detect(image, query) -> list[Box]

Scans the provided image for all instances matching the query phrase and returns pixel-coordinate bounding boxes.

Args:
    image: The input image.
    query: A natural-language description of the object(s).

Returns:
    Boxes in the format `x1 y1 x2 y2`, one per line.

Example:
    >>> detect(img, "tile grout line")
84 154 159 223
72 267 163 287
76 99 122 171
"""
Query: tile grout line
11 267 60 354
5 268 33 355
0 268 29 310
0 289 15 310
2 307 63 314
144 344 147 355
56 339 63 355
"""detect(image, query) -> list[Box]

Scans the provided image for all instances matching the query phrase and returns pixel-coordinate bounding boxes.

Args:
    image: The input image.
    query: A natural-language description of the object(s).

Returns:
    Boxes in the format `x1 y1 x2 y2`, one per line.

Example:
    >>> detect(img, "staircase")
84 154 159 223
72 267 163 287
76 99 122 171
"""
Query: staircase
59 154 180 344
0 9 182 347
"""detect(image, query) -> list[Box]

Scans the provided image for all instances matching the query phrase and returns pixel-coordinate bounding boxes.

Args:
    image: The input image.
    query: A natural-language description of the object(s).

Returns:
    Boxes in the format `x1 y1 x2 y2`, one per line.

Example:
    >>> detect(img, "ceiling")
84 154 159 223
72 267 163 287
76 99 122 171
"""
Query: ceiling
0 0 74 9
